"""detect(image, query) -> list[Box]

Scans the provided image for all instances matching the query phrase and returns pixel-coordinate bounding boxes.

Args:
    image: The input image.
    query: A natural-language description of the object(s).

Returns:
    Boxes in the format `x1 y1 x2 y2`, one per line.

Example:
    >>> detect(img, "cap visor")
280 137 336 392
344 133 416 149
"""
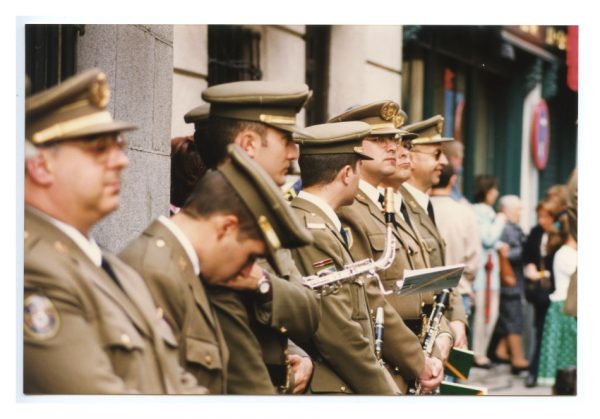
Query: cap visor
61 120 138 140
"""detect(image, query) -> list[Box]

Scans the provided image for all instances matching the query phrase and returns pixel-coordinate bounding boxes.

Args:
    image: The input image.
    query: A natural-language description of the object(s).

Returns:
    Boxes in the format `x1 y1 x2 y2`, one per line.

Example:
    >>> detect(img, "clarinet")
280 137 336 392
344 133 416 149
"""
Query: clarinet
410 288 451 395
374 307 385 363
303 187 396 295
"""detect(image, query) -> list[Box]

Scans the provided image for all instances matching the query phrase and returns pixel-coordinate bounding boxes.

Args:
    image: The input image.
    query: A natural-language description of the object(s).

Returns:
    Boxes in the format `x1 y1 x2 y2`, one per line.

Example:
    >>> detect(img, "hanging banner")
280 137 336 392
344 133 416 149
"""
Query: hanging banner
531 100 550 170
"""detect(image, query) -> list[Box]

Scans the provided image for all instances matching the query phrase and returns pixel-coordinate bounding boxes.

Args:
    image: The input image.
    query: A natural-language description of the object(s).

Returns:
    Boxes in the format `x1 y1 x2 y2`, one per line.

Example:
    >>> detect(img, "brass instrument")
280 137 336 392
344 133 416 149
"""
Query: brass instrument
302 187 396 295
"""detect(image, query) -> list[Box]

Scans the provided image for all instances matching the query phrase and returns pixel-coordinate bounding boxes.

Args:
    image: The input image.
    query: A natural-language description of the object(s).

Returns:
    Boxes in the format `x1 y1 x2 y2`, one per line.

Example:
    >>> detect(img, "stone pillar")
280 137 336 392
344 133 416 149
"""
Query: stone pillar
172 25 208 138
77 24 173 252
328 25 402 118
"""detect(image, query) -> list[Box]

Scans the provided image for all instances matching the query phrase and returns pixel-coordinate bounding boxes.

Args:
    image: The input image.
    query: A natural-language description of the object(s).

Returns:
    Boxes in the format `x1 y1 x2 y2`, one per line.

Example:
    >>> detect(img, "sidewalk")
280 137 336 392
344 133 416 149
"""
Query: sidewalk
466 363 552 395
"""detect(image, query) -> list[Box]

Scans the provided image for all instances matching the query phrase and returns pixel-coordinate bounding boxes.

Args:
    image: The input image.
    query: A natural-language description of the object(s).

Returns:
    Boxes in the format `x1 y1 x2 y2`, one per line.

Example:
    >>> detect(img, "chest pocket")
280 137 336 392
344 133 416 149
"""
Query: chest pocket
367 233 401 254
185 337 223 371
101 320 146 352
422 236 439 257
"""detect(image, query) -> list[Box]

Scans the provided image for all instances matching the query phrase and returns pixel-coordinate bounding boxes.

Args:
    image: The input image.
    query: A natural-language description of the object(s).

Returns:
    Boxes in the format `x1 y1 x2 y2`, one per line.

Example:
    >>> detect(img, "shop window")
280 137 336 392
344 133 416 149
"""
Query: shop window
208 25 262 86
305 25 330 125
25 24 83 94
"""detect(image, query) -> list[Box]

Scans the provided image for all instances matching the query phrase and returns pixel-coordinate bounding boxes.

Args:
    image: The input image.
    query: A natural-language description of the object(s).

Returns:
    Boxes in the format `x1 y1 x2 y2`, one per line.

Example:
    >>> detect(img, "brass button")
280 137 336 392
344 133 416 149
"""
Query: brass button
340 386 346 392
156 307 164 319
54 241 67 254
205 354 212 365
156 239 166 248
280 326 287 334
120 333 131 347
24 230 29 240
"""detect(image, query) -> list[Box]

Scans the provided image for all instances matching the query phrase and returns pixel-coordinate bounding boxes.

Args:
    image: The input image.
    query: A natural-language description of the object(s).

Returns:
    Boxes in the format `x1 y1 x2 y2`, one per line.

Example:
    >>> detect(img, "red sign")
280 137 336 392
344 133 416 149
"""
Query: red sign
531 100 550 170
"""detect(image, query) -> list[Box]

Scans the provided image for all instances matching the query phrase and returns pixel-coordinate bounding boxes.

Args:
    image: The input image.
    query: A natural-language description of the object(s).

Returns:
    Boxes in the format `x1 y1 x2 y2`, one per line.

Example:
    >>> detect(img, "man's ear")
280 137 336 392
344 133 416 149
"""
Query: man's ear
339 165 353 186
25 151 54 186
214 213 240 240
234 130 259 158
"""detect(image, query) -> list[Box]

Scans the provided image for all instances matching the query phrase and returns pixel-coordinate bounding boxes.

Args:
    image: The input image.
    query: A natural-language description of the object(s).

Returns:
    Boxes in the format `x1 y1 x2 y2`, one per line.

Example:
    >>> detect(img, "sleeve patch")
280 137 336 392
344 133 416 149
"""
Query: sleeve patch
24 294 60 340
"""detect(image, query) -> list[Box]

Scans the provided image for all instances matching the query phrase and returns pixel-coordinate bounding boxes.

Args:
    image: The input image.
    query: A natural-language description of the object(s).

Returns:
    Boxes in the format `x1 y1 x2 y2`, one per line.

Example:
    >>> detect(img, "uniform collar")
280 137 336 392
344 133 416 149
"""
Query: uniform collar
28 206 102 267
158 215 201 276
403 181 430 212
359 179 383 210
297 190 341 231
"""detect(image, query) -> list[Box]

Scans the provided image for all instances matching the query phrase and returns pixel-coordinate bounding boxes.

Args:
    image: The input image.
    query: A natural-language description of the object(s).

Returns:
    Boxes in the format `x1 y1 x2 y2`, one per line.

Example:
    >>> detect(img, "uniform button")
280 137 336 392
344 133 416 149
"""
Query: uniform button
205 354 212 365
280 326 287 333
340 386 346 392
24 230 29 240
156 307 164 319
156 239 166 248
121 333 131 347
54 241 67 254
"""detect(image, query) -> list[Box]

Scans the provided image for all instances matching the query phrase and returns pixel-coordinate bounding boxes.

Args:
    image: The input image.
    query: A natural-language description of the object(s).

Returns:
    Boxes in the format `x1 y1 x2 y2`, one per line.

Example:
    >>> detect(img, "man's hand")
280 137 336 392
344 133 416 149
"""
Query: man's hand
288 354 313 394
221 263 263 291
418 356 443 394
434 333 453 362
450 320 468 349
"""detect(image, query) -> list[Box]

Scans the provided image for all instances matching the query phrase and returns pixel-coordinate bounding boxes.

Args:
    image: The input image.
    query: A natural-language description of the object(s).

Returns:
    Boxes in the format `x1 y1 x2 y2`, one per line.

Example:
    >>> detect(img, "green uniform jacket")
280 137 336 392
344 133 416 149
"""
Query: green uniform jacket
290 197 399 395
337 193 425 392
119 220 229 394
207 250 320 394
388 205 454 359
24 207 205 395
399 186 467 324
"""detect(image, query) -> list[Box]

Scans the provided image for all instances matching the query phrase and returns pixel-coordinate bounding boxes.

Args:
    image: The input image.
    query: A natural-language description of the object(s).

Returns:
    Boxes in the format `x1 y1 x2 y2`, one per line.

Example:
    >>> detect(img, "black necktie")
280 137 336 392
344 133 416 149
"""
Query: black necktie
427 201 437 226
378 193 385 207
101 257 123 290
339 227 348 247
400 201 412 228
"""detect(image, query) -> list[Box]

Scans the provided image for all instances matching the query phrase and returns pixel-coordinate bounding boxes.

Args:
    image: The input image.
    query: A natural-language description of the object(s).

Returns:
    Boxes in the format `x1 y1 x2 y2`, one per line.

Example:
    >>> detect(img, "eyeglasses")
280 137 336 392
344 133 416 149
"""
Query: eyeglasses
47 134 128 164
411 148 443 160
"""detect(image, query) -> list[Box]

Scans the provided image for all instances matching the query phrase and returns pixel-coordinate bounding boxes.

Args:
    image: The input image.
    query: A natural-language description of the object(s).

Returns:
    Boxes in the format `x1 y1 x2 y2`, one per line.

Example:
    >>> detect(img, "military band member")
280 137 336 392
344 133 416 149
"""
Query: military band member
119 145 313 394
290 121 400 394
379 128 455 362
199 81 321 394
400 115 469 349
24 69 206 394
329 101 443 393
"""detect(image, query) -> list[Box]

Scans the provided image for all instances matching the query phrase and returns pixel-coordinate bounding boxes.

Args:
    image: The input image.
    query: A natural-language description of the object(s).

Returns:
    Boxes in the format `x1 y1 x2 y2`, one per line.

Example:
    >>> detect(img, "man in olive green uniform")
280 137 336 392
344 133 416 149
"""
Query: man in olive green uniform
329 101 443 393
400 115 468 349
24 69 205 394
198 81 320 394
120 145 313 394
379 131 455 361
290 121 400 394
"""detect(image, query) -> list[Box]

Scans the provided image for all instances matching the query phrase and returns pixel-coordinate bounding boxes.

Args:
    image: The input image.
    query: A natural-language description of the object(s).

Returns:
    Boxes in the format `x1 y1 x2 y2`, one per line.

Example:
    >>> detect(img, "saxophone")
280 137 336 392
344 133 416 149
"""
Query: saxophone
410 288 451 395
302 187 396 295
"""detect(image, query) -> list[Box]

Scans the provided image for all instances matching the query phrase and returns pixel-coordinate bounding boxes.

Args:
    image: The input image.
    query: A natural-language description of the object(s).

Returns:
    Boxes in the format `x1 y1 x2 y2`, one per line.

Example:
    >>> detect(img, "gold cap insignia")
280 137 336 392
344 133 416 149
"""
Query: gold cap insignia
436 118 444 134
353 146 365 153
380 102 399 121
258 215 282 250
89 73 110 109
393 113 406 128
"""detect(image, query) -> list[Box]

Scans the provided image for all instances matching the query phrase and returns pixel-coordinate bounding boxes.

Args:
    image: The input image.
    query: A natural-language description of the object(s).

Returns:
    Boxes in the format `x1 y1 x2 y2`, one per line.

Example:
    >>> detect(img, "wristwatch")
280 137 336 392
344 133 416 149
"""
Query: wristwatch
257 275 271 295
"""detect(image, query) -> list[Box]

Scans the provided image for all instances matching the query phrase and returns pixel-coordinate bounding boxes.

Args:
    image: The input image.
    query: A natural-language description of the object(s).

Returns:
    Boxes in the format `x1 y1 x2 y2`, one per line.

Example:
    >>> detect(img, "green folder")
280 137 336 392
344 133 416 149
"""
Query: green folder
444 347 475 380
439 381 487 395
